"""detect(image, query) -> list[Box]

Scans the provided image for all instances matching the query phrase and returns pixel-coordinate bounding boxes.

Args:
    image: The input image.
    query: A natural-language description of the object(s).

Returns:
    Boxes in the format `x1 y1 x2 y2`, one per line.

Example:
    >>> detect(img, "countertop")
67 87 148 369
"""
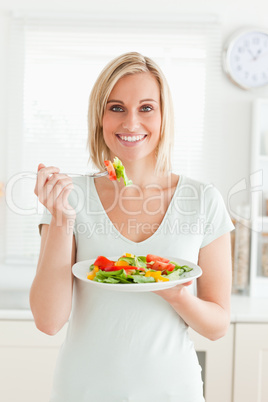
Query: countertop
230 294 268 323
1 294 268 322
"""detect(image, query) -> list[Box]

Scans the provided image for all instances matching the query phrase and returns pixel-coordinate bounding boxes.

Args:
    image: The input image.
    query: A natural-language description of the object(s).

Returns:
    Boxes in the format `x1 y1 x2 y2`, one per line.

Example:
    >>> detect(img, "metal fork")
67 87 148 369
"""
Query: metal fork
20 171 109 178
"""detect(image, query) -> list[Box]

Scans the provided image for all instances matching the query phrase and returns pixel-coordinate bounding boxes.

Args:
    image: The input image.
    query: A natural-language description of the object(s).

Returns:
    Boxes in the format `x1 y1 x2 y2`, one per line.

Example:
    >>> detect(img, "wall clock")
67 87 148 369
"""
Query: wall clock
223 28 268 90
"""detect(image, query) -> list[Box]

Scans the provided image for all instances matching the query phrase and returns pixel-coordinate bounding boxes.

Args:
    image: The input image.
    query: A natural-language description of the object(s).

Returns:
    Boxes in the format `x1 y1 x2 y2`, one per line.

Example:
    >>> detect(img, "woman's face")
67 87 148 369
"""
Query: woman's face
102 72 161 163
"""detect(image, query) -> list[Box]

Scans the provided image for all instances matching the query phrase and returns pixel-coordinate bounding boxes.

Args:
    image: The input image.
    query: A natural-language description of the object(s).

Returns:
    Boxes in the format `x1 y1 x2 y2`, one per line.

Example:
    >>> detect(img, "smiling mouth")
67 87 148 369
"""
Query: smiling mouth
116 134 147 143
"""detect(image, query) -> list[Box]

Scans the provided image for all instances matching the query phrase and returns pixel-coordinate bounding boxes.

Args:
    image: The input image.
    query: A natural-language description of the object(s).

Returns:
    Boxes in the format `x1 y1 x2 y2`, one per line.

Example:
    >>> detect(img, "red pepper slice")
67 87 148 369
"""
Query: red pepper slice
104 265 133 272
94 256 115 269
104 160 117 181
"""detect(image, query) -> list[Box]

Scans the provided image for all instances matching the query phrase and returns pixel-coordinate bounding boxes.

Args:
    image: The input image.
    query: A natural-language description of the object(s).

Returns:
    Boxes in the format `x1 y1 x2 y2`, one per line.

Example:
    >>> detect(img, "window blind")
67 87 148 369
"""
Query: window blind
4 14 222 266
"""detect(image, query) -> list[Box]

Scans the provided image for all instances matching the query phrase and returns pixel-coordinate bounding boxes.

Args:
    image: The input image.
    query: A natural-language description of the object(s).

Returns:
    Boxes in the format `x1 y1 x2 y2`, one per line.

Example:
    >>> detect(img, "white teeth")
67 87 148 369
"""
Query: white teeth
118 135 145 142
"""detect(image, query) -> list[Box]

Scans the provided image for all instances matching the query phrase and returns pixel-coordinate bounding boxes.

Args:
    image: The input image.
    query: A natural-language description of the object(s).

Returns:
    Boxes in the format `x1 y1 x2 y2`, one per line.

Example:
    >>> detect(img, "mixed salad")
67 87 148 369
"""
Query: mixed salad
104 157 132 186
87 254 193 284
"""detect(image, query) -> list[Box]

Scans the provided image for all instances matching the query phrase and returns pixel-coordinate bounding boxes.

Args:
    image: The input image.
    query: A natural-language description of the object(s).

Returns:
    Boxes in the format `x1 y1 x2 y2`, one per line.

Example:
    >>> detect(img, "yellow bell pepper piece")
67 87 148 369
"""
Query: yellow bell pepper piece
145 270 169 282
125 253 134 258
145 270 161 278
87 272 95 280
156 277 169 282
87 266 99 280
115 260 131 266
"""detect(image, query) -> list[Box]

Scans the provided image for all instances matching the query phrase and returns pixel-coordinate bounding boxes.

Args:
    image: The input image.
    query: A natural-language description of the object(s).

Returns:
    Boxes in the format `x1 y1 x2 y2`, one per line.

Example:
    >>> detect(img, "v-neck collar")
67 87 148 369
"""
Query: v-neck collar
90 175 183 245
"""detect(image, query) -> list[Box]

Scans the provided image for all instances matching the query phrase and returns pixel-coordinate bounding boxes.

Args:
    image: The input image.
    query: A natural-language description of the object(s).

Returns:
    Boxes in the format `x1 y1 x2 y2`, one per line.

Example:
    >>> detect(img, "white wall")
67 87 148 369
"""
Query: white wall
1 0 268 213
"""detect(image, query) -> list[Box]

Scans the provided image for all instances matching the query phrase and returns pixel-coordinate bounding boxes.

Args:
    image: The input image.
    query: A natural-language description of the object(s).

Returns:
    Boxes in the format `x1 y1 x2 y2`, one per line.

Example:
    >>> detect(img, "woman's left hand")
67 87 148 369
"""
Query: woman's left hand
153 280 193 302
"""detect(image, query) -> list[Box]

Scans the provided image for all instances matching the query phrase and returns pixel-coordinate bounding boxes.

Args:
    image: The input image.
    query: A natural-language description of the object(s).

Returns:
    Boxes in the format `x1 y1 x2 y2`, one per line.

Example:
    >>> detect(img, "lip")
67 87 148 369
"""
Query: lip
116 133 148 137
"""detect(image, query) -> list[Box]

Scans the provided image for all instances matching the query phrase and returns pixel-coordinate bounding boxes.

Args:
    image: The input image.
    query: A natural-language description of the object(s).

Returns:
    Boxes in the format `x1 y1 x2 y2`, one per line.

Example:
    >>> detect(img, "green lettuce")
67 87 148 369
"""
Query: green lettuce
113 157 132 186
93 269 131 284
132 275 155 283
118 255 147 269
169 262 193 273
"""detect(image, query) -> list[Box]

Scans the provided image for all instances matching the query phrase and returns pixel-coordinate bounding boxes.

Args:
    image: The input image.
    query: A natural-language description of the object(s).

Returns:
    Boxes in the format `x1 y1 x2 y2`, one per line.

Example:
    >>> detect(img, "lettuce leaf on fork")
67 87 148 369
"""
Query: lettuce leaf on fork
113 157 133 187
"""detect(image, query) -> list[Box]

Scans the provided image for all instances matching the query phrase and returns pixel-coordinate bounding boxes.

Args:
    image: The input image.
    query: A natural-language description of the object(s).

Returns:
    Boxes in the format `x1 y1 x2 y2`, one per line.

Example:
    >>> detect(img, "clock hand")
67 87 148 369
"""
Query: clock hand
247 48 256 60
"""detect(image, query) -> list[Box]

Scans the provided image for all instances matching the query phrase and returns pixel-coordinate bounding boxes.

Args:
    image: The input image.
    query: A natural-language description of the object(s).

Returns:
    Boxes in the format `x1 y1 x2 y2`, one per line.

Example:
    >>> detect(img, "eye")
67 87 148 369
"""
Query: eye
109 105 124 112
141 105 153 112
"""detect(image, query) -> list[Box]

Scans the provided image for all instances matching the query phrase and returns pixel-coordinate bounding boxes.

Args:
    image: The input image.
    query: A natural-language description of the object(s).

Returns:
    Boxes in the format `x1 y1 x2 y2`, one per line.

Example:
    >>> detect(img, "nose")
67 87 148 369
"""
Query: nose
122 111 140 132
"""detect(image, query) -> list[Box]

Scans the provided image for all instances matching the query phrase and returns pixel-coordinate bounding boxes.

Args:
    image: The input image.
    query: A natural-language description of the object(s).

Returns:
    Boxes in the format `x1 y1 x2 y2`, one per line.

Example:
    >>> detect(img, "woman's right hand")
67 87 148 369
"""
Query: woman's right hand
34 163 76 222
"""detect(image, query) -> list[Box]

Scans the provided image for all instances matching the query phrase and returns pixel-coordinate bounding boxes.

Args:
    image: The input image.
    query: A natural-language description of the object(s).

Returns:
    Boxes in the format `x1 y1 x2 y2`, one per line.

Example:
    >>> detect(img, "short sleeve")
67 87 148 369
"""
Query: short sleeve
38 207 52 235
38 207 77 237
200 186 234 248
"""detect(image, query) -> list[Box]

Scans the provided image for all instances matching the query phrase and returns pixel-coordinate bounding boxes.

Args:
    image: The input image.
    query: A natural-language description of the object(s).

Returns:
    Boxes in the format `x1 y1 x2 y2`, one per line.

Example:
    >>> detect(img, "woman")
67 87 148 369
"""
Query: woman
30 52 234 402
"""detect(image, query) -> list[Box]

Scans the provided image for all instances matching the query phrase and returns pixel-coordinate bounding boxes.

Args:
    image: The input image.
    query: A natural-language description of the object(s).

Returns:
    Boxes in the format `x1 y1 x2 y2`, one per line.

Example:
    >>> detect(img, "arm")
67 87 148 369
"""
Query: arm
153 232 232 341
29 164 77 336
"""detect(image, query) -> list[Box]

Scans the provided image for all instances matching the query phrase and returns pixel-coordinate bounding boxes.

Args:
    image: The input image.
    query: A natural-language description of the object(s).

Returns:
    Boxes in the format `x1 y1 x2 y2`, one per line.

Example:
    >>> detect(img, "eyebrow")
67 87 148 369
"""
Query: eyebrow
107 98 158 104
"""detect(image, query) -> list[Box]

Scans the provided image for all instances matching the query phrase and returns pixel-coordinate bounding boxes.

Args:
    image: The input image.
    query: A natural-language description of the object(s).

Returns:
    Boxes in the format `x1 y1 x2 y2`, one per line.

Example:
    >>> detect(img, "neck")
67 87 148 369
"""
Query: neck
113 154 167 188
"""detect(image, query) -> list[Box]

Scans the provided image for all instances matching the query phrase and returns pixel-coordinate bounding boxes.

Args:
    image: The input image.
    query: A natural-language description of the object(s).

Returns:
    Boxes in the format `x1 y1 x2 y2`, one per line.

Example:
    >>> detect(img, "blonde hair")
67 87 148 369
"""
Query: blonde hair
87 52 174 174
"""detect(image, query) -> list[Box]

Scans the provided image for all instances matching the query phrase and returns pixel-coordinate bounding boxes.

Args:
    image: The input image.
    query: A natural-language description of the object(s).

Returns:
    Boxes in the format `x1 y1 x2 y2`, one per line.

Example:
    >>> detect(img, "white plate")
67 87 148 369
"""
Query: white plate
72 256 202 292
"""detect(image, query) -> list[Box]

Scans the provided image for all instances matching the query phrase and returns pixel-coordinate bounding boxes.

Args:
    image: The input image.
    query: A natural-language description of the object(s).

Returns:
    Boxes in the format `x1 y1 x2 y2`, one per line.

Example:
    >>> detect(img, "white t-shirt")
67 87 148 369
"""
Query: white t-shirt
39 175 234 402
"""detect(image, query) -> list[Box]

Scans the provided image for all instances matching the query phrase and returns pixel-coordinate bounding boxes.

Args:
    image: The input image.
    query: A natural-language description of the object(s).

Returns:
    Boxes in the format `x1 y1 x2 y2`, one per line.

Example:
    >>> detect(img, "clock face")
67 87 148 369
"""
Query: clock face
225 30 268 89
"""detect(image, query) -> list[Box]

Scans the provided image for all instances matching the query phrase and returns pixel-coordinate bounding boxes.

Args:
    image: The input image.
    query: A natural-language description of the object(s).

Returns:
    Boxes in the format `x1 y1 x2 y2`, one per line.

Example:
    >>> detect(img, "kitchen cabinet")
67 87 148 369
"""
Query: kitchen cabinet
0 320 67 402
188 325 234 402
233 323 268 402
1 319 268 402
0 320 234 402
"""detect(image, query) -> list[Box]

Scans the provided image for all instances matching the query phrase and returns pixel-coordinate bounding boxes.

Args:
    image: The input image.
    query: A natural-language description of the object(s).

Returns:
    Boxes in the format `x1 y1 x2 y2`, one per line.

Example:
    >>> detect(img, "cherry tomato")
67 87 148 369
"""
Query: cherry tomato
146 254 170 264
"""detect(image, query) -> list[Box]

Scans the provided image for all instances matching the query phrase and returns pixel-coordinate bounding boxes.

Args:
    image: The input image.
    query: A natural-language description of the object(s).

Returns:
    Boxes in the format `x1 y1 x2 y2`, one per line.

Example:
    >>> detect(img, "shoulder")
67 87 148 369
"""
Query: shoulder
178 175 221 199
175 175 226 217
67 176 97 210
69 176 95 198
71 176 89 189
